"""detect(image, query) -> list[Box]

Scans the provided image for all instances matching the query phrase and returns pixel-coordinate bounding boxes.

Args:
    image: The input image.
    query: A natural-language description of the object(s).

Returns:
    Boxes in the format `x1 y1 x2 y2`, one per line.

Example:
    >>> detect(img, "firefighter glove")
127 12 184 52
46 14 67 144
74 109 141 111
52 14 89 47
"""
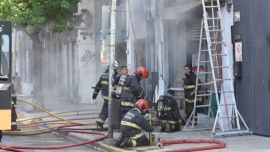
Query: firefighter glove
138 92 145 99
144 113 149 120
92 93 98 100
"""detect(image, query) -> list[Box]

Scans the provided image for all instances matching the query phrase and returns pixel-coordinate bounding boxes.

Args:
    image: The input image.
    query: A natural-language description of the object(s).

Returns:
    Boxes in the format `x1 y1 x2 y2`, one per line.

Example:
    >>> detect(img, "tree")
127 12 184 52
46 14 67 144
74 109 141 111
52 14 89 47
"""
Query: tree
0 0 84 108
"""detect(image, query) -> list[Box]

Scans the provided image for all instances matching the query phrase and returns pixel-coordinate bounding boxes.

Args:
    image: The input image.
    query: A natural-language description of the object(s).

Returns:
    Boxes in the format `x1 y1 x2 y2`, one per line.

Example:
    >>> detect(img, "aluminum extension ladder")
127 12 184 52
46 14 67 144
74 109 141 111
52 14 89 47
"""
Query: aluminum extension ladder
183 0 252 138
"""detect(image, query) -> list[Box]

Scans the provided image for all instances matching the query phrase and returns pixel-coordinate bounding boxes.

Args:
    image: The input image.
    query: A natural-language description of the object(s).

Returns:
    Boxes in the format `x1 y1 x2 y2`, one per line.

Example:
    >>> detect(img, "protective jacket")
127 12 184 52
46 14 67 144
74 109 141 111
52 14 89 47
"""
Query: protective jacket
156 95 181 121
93 69 117 100
93 70 109 100
121 73 143 108
184 71 197 103
120 108 153 139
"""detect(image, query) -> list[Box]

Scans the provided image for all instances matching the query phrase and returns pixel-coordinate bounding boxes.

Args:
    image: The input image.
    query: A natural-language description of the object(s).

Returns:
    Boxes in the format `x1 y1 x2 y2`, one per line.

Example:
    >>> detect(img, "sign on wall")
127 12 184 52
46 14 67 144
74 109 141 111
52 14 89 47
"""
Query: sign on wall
235 42 242 62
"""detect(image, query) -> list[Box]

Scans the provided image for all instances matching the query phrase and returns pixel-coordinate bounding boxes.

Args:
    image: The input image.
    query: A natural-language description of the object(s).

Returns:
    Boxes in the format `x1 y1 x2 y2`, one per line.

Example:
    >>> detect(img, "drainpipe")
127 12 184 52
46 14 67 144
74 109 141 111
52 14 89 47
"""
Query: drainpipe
108 0 117 139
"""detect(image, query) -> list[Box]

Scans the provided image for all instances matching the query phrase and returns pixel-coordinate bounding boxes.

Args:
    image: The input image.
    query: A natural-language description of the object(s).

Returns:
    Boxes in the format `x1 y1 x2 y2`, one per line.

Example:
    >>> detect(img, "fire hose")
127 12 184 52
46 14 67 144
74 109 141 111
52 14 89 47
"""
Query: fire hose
2 97 226 152
156 139 225 152
1 124 107 152
1 98 108 151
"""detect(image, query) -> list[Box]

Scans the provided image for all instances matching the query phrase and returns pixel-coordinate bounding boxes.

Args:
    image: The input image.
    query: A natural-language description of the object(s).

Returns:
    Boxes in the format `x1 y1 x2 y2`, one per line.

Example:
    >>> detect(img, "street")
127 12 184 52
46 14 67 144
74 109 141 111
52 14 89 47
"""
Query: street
1 132 101 152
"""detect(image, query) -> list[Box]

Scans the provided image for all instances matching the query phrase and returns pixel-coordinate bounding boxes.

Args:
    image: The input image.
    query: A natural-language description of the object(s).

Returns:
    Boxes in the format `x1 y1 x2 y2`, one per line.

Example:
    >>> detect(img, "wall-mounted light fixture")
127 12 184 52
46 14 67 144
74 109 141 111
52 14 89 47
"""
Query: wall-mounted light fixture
226 0 233 12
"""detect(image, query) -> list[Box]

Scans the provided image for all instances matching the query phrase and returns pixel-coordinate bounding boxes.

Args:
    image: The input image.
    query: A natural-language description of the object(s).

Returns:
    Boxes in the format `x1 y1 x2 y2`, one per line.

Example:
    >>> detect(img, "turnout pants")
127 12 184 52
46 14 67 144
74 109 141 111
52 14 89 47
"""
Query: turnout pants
96 99 108 124
116 134 150 147
185 102 197 123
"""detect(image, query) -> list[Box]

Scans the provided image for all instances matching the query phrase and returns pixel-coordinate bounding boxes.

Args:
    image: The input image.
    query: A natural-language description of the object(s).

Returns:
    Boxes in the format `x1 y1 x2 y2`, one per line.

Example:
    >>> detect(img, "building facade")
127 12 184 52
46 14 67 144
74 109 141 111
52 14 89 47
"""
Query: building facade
233 0 270 136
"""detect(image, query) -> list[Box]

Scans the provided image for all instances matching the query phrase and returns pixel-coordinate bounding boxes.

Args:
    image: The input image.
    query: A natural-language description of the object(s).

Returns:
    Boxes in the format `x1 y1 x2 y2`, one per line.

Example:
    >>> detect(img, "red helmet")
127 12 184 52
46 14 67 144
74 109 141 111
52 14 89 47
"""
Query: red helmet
135 99 149 112
136 67 149 78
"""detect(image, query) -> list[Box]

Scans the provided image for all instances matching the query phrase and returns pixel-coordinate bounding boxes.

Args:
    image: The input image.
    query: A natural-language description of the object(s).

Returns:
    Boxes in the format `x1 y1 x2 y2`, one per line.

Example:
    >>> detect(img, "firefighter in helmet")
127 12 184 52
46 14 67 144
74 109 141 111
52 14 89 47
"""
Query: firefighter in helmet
92 61 119 131
116 99 154 148
183 65 198 125
156 90 182 133
120 67 149 118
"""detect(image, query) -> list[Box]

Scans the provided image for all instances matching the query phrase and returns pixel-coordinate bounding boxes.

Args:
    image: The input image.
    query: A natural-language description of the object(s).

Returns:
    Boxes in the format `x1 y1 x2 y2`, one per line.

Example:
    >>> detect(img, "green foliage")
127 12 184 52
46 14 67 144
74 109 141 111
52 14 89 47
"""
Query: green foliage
0 0 83 33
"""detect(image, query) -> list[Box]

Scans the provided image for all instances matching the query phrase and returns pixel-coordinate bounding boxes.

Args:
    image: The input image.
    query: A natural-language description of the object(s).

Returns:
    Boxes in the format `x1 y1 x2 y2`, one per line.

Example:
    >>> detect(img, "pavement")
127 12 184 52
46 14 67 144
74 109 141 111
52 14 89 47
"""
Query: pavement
14 96 270 152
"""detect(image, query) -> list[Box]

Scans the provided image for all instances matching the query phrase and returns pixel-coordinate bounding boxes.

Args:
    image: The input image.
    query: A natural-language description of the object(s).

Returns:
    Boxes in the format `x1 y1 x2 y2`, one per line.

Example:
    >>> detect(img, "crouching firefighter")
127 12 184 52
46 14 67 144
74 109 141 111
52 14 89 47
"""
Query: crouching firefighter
156 90 182 133
92 61 119 131
116 99 154 148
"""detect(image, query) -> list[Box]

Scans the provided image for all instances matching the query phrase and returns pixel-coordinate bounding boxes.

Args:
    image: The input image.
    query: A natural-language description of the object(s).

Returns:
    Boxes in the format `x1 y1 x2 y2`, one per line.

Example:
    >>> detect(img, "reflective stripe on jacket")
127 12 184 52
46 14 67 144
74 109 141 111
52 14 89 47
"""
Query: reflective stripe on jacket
120 74 142 108
120 108 153 139
184 72 197 102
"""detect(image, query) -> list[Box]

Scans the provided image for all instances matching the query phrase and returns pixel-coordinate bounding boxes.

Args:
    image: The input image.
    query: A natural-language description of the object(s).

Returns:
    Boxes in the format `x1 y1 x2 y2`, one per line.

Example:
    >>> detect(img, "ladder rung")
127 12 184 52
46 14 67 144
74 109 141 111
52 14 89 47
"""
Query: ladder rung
196 105 210 108
205 6 219 8
213 66 229 68
209 29 223 32
219 103 236 106
205 26 220 28
196 93 212 97
202 38 215 40
207 17 221 20
198 82 213 85
215 78 233 81
218 115 237 118
211 42 223 44
194 115 210 118
211 54 227 56
224 128 240 131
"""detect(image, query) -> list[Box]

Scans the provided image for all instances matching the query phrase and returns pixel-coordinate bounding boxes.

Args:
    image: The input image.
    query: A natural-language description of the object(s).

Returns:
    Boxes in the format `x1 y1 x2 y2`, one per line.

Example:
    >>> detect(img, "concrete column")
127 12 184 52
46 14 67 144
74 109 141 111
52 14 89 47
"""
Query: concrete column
78 0 96 103
60 43 68 100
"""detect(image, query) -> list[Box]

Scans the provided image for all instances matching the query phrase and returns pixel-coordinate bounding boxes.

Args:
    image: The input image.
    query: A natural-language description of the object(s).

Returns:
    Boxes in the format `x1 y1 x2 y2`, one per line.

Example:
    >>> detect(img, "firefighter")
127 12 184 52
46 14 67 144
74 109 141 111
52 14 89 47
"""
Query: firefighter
11 82 20 131
11 94 20 131
120 67 149 118
183 65 198 125
156 90 182 133
116 99 153 148
113 66 128 91
92 61 119 131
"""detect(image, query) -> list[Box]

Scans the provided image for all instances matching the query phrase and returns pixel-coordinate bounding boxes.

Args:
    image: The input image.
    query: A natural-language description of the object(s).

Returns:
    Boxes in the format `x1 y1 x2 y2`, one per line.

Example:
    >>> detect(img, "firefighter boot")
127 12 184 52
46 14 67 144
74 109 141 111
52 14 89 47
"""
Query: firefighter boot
96 121 108 131
179 122 182 131
165 122 171 133
160 122 166 132
181 119 186 126
11 125 21 131
120 138 132 148
116 136 125 147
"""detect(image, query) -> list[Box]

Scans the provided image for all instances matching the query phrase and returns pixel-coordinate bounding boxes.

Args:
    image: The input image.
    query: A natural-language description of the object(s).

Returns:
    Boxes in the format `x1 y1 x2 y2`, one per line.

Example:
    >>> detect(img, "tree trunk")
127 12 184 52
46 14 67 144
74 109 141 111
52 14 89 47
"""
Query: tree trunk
27 32 44 109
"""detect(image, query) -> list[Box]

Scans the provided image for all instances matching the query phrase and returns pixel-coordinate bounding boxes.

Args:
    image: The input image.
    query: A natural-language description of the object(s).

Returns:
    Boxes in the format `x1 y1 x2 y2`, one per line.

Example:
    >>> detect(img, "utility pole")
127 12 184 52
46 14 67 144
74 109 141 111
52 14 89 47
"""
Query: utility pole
108 0 117 139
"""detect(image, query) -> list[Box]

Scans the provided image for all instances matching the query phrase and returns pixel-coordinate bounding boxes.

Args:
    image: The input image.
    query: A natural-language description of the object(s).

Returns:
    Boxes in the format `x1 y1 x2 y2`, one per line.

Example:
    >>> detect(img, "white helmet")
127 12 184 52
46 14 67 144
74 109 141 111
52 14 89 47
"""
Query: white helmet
114 60 120 69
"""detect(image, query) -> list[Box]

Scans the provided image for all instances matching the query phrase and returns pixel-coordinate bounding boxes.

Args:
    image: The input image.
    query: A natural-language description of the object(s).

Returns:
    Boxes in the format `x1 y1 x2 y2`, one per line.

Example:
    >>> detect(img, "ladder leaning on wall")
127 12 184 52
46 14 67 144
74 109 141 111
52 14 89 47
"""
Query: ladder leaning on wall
183 0 253 137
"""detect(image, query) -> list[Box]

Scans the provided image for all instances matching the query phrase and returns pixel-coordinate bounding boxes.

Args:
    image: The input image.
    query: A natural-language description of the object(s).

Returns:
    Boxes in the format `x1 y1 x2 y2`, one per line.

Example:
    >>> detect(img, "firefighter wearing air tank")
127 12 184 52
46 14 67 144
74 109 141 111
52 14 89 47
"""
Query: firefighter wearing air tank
92 61 119 131
116 99 153 148
156 90 182 132
183 65 198 125
120 67 149 118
